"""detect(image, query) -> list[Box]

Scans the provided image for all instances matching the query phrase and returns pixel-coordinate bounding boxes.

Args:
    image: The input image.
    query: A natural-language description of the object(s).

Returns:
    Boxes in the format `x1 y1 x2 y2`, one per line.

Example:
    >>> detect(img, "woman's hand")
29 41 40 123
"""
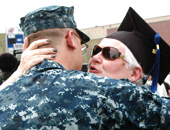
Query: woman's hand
18 38 57 75
0 38 57 90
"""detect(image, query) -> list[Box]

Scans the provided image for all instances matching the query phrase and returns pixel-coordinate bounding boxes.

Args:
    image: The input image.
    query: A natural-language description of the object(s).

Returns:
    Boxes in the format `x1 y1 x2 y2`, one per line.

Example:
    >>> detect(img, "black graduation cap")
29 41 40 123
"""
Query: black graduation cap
106 7 170 91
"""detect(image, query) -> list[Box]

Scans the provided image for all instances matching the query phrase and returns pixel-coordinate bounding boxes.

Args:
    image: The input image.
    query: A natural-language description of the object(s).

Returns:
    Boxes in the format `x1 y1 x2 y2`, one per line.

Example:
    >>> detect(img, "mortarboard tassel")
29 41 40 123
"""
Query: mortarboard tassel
151 33 160 93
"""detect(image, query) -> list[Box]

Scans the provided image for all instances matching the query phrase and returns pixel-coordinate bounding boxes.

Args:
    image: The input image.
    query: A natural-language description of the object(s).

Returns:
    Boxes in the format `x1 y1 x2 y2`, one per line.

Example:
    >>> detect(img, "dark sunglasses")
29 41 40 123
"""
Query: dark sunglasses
91 45 125 60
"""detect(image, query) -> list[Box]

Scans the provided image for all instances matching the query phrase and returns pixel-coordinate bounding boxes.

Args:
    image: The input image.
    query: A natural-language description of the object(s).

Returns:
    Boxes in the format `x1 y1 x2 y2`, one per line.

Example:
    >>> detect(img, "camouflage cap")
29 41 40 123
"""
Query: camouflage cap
19 5 90 44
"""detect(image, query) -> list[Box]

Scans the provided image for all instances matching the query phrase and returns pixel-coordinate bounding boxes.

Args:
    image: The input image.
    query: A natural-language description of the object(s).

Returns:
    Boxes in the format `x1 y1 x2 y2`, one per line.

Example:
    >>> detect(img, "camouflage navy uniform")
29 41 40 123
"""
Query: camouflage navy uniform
0 59 170 130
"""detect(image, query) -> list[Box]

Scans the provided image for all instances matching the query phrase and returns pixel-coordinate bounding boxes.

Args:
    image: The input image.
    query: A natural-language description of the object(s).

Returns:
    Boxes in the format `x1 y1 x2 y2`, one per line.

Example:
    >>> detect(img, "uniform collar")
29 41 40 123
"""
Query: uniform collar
30 59 66 72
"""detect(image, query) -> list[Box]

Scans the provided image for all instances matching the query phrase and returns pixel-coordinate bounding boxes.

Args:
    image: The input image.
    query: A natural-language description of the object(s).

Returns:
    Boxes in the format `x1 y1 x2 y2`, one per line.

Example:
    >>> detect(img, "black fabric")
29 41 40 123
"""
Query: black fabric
0 53 18 72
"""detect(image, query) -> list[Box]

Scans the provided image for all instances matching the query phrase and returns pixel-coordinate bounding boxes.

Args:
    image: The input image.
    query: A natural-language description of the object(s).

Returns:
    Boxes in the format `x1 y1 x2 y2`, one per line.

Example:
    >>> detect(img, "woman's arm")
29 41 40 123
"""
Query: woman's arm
0 38 57 90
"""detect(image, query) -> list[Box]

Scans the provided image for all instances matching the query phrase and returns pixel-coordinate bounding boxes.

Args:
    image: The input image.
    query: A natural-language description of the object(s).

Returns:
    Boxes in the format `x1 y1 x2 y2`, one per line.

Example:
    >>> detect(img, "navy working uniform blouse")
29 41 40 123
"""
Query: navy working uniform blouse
0 59 169 129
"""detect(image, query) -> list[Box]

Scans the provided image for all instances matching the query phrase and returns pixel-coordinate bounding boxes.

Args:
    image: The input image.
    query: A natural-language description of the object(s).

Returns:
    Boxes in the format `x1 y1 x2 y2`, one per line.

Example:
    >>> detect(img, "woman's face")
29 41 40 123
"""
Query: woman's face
89 38 133 79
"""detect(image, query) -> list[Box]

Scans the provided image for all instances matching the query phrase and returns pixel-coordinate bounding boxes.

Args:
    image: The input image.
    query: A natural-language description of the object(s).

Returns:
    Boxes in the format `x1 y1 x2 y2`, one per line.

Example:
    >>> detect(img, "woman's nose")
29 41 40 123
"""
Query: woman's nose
91 52 103 64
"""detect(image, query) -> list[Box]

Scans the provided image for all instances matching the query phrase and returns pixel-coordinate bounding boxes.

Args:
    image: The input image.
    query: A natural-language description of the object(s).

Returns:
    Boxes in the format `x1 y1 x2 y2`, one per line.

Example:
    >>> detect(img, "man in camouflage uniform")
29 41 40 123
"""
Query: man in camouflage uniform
0 5 170 130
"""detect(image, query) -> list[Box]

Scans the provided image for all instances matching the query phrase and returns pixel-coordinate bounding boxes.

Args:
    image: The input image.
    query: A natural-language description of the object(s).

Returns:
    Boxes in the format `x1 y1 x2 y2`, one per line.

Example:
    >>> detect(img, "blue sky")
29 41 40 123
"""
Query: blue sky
0 0 170 33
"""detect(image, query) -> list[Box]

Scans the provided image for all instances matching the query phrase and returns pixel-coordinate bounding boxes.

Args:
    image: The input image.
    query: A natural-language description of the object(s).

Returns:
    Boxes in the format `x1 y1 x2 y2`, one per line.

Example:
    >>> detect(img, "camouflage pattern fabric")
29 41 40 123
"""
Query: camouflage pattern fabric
19 5 90 44
0 59 169 130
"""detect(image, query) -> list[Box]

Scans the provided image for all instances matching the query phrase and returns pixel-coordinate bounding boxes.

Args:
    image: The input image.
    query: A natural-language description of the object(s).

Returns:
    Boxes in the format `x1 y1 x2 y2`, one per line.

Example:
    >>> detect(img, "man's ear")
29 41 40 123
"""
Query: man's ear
65 30 76 49
23 37 29 51
129 67 142 82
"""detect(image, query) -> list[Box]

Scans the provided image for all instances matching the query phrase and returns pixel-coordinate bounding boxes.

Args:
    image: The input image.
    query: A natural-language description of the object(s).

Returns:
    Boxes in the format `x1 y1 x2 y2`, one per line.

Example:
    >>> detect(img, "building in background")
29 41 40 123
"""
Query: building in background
0 27 24 61
6 27 24 59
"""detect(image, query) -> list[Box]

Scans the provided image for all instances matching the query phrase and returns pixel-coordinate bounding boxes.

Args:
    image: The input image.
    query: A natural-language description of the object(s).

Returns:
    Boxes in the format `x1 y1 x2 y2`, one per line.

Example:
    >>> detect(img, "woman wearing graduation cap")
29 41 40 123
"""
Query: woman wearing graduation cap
108 7 170 93
89 7 170 93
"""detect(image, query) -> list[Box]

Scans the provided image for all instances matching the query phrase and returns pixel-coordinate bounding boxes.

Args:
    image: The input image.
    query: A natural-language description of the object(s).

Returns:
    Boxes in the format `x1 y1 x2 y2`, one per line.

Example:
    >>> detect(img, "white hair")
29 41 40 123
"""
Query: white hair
120 43 147 86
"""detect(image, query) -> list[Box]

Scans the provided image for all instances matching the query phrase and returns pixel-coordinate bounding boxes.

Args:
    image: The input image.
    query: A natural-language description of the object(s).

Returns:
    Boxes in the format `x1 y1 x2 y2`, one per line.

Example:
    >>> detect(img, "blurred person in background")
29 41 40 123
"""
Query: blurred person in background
0 53 18 85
